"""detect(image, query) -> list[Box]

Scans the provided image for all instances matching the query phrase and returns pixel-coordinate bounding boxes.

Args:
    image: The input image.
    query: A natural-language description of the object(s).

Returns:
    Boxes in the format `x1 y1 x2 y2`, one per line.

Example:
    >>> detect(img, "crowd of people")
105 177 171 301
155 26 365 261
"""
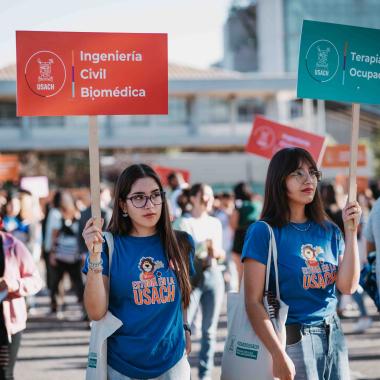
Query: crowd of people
0 147 379 379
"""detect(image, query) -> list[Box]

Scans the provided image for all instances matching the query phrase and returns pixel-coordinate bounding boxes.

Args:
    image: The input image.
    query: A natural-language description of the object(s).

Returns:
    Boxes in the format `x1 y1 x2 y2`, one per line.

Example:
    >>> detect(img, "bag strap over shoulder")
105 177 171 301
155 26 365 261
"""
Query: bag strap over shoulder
103 232 114 277
259 221 281 301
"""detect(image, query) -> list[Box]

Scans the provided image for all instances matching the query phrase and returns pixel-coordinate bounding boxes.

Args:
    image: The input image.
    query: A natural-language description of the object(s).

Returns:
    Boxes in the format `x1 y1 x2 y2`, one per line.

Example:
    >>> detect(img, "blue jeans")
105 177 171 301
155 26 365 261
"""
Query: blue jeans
187 266 225 379
285 314 350 380
352 289 368 317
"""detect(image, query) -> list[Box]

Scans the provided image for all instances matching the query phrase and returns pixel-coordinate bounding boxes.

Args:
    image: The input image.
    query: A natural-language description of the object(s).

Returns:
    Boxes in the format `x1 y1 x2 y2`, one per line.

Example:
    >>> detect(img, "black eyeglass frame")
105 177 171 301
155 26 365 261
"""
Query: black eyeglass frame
126 191 166 208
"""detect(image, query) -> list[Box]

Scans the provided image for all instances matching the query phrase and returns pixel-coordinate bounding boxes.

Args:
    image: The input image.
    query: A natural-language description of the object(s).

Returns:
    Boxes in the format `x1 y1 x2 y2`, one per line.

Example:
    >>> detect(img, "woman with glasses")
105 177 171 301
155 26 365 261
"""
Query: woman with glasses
81 164 194 380
241 148 361 380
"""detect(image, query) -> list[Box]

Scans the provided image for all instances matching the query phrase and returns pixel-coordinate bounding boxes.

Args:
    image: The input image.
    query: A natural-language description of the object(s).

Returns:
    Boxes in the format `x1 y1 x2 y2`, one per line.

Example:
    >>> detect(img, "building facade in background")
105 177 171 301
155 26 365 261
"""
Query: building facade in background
223 0 380 73
1 0 380 187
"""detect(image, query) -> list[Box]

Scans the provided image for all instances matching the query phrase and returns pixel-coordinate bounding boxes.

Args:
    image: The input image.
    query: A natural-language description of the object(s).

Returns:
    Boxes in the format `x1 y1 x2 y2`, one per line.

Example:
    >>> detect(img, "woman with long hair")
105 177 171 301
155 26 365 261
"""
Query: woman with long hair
177 183 225 380
82 164 194 380
242 148 361 380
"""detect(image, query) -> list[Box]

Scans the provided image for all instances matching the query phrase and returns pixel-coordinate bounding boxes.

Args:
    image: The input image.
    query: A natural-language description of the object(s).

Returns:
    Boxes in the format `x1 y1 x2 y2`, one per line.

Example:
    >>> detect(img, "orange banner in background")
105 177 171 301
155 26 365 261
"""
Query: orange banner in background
246 116 326 163
335 174 369 194
322 144 367 168
0 155 20 182
16 31 168 116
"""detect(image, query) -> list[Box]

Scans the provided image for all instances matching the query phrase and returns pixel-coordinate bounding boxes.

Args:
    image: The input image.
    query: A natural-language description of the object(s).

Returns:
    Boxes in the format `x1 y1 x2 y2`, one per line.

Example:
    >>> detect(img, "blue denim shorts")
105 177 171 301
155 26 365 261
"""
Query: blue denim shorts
285 314 350 380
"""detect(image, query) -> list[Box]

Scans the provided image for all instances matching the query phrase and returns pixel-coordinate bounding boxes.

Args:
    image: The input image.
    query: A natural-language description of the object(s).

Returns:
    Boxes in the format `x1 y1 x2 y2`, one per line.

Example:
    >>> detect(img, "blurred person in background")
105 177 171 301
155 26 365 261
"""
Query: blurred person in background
1 191 42 262
213 192 237 291
78 183 113 258
18 190 44 314
49 192 83 318
18 190 43 261
350 190 376 332
320 183 344 232
0 215 42 379
42 191 62 294
177 183 225 380
0 195 5 214
1 193 25 240
230 182 262 284
369 179 380 201
167 172 189 220
364 193 380 313
321 183 372 332
172 188 192 230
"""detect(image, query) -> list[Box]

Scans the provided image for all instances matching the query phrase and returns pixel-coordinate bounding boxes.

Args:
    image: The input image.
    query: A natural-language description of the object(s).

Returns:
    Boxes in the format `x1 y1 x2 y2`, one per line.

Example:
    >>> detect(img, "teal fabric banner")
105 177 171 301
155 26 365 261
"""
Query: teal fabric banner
297 20 380 104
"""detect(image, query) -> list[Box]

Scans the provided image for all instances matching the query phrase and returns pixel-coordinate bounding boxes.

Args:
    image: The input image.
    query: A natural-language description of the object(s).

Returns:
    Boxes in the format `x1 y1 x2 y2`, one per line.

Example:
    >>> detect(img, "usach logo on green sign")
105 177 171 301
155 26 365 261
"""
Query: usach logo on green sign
298 20 380 104
306 40 339 82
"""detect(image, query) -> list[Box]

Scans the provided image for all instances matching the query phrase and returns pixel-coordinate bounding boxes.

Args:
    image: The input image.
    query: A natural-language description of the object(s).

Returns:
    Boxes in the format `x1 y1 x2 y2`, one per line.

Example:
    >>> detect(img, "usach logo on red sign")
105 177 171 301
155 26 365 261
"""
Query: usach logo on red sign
16 31 168 116
24 51 66 98
246 116 326 163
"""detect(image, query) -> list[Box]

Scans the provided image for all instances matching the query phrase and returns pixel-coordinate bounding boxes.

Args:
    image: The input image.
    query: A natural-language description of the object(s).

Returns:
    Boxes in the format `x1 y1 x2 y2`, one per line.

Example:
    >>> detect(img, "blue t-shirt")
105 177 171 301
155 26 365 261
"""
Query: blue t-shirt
83 232 195 379
242 220 345 325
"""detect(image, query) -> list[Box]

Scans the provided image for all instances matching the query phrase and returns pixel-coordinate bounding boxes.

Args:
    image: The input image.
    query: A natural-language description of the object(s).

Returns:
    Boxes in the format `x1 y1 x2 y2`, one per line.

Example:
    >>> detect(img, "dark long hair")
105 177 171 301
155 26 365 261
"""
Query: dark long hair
233 182 253 201
261 148 326 227
189 183 206 202
108 164 192 308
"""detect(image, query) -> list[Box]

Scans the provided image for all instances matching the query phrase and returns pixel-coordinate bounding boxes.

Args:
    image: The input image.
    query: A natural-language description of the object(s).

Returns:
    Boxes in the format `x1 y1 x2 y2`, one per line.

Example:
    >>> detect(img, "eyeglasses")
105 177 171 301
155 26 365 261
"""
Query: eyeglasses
126 191 165 208
289 169 322 184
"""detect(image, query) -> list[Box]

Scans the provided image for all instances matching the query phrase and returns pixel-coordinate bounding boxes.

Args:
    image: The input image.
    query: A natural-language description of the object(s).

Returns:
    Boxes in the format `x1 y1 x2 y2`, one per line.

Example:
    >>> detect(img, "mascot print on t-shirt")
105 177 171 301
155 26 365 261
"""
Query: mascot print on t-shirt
132 256 176 306
300 244 338 290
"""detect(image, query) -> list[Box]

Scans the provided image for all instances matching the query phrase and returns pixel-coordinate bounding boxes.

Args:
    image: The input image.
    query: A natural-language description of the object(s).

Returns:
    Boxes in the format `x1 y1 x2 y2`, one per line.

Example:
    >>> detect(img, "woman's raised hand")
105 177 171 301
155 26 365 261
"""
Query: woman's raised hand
342 201 362 231
82 217 104 257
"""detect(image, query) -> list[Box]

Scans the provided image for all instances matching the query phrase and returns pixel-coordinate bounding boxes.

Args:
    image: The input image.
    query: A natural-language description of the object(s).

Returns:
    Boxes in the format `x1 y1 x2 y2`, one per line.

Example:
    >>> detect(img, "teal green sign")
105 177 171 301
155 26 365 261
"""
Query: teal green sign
297 20 380 104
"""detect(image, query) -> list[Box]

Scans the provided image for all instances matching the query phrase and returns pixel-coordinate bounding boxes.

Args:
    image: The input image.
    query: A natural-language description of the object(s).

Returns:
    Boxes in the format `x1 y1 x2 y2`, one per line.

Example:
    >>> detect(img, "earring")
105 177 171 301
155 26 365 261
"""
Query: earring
122 210 128 217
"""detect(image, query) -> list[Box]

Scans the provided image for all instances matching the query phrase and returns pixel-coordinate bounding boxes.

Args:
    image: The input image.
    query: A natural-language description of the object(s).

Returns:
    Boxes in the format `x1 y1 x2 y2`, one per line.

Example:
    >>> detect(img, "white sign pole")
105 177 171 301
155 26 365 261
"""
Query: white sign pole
347 103 360 229
88 115 102 253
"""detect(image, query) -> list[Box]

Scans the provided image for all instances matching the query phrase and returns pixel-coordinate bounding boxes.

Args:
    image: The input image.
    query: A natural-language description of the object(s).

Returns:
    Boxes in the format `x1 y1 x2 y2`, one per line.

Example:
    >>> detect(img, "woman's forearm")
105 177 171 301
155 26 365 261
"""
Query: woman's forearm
84 268 108 320
336 230 360 294
245 300 284 359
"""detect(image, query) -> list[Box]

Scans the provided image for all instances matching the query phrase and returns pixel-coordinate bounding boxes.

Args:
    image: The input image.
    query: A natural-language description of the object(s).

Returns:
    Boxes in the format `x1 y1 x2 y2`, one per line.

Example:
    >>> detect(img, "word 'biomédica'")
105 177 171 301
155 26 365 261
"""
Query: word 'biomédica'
80 50 143 64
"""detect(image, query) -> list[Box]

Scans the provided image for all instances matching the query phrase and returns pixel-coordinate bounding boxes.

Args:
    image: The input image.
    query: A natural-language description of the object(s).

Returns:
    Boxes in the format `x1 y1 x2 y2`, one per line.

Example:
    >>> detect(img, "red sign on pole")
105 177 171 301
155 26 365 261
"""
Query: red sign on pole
16 31 168 116
246 116 326 163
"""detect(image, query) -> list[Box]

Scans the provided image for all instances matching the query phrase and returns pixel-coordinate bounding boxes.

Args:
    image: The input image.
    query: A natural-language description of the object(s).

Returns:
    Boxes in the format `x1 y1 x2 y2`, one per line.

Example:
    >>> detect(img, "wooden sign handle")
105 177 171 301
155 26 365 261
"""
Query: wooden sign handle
347 103 360 230
88 116 102 254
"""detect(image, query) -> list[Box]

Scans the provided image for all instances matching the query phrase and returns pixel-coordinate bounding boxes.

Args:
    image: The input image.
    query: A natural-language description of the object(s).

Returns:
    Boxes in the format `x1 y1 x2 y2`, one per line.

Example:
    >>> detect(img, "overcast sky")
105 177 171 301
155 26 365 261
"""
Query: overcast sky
0 0 232 69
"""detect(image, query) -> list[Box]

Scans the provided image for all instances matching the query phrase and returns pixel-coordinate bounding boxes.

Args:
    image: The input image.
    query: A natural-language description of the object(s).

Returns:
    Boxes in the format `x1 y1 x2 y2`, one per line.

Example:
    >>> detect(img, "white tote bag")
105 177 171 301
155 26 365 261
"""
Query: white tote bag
221 222 289 380
85 232 123 380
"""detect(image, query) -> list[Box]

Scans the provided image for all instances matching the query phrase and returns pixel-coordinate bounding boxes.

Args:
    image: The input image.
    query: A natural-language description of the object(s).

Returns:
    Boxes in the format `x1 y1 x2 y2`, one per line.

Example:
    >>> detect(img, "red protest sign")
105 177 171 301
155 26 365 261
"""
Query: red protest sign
246 116 326 163
153 165 190 187
0 155 20 182
16 31 168 116
322 144 367 168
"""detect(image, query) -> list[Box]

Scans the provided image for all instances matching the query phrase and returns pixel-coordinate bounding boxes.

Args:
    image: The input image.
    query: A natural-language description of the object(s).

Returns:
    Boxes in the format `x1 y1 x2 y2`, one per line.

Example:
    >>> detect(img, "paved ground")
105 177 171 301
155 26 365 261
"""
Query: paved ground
15 292 380 380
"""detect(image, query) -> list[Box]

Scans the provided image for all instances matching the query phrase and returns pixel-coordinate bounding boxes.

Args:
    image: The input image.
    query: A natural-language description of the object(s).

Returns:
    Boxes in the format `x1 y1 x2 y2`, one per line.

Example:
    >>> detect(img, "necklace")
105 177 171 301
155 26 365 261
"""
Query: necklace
289 222 311 232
